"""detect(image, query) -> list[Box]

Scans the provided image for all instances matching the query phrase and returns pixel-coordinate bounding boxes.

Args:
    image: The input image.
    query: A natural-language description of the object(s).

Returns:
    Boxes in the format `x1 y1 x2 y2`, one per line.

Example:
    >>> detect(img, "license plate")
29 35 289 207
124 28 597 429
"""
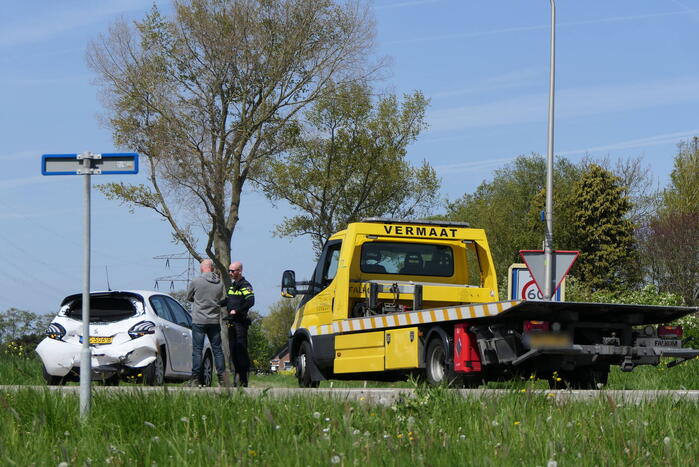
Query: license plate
528 332 572 349
636 337 680 348
79 336 113 344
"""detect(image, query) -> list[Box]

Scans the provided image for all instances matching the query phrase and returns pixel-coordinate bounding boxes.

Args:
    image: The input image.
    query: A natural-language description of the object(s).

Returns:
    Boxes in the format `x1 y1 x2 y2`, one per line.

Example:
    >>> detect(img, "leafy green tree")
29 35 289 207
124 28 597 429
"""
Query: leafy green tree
0 308 53 349
444 154 580 283
662 137 699 214
257 82 438 255
640 137 699 305
247 311 273 371
262 297 301 352
88 0 380 276
570 164 636 290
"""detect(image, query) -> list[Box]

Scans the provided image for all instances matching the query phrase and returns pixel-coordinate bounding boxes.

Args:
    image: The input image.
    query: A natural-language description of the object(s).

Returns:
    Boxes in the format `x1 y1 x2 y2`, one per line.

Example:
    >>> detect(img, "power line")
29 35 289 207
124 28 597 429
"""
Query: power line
153 252 199 291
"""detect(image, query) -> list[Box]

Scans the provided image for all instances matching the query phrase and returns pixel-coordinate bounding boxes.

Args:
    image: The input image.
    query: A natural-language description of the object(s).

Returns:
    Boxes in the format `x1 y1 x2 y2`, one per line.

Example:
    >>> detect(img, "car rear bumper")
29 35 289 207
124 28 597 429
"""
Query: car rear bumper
36 335 158 378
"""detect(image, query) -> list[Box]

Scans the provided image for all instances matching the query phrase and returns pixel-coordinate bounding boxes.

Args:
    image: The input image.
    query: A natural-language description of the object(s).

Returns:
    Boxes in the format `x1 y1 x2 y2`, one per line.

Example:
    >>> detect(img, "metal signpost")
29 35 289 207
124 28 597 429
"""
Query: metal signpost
42 152 138 418
544 0 557 300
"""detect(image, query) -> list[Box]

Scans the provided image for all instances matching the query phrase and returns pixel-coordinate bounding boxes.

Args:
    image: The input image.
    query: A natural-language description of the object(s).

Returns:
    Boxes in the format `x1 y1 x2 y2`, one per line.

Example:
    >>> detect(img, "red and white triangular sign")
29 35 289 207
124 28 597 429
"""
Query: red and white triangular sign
519 250 578 299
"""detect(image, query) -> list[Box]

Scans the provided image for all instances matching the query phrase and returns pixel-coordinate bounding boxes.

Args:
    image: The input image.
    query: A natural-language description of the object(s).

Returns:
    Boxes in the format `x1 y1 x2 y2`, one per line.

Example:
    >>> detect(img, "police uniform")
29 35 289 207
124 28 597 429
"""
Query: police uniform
222 277 254 386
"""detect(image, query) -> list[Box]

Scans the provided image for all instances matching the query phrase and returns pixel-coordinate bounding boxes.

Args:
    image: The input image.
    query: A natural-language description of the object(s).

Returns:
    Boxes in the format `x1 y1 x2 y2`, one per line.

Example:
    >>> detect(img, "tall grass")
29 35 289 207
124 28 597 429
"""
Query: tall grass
1 387 698 466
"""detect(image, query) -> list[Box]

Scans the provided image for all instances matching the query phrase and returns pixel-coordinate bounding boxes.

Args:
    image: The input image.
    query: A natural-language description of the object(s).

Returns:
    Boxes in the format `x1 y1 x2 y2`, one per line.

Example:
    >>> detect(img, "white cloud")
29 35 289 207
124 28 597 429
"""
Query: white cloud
0 175 69 191
427 76 699 132
0 207 79 221
433 129 699 175
387 9 699 45
1 150 38 161
375 0 442 10
559 129 699 157
0 1 161 49
429 67 543 99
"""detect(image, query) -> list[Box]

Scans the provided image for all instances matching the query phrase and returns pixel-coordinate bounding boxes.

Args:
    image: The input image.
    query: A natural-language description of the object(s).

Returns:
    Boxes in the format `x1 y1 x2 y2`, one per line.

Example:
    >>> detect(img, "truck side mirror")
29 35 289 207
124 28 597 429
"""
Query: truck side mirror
281 270 297 298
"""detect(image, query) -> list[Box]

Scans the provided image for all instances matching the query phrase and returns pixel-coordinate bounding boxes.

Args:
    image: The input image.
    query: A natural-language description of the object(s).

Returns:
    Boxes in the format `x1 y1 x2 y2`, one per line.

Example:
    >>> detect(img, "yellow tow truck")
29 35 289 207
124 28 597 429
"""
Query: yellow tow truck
280 218 699 388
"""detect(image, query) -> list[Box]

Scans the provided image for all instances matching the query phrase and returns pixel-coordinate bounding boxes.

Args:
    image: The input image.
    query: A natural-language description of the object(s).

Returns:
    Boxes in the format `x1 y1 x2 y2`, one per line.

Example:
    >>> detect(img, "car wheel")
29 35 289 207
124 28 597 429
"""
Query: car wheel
201 351 213 387
42 365 64 386
103 374 120 386
143 351 165 386
425 338 461 387
296 341 319 388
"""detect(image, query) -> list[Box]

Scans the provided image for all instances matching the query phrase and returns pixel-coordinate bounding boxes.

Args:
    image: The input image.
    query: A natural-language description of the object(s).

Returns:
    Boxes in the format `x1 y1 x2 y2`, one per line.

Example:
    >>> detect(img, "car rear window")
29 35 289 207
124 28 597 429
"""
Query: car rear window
64 296 140 322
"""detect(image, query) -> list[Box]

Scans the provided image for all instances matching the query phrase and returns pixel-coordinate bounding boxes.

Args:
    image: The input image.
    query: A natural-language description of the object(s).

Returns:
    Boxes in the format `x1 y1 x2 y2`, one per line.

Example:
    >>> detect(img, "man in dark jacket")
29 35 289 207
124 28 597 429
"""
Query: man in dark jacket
222 261 255 387
185 259 226 386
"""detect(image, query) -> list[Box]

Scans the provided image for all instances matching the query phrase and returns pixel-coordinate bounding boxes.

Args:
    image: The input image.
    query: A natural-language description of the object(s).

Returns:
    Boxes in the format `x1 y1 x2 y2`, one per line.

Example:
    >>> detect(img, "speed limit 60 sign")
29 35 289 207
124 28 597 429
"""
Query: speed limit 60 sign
507 263 564 301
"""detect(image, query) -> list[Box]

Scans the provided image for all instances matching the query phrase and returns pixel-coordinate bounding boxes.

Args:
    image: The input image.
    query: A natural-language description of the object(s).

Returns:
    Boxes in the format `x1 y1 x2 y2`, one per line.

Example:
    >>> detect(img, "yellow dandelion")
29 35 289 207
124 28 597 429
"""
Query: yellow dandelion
397 434 403 439
514 421 521 426
248 450 257 457
520 389 526 393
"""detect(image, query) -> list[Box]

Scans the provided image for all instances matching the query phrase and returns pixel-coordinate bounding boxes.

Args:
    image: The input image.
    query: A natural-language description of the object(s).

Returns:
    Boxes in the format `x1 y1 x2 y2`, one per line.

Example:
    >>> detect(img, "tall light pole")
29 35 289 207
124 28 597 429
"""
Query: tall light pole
544 0 556 300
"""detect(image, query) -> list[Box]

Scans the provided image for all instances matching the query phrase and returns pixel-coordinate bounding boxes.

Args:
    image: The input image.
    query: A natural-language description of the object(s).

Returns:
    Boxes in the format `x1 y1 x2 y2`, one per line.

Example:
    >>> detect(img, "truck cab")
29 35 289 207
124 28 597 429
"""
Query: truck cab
281 218 499 386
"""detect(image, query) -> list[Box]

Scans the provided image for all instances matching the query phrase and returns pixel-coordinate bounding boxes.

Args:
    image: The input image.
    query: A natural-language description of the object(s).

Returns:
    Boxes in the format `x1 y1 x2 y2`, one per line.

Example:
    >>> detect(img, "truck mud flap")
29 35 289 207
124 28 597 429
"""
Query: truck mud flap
511 344 699 367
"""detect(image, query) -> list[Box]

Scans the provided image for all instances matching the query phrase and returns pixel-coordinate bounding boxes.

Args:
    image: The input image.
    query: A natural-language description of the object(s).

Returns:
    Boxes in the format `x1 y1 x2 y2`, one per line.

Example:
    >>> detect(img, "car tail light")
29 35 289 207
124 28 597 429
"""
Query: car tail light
658 325 682 338
45 322 66 341
523 320 550 333
128 321 156 339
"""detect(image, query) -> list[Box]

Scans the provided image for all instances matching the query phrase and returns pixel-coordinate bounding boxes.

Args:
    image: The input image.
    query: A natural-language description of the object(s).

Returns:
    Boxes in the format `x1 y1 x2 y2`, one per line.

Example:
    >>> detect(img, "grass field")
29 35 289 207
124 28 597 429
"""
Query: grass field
2 385 699 466
3 352 699 390
2 353 699 465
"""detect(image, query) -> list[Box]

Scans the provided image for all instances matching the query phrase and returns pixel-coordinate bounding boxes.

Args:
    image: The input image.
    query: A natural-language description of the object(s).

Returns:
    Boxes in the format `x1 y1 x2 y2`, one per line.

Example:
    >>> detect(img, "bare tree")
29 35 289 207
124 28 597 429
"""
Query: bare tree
88 0 381 278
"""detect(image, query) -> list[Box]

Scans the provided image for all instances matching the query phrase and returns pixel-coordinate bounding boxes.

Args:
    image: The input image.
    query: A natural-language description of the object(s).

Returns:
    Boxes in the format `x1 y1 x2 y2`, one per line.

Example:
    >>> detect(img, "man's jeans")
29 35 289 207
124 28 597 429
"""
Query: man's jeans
191 323 226 380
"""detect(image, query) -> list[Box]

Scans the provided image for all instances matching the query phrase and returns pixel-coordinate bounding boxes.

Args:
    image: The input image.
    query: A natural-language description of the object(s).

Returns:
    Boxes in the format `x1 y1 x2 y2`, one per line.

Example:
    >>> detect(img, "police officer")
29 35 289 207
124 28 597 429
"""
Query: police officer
222 261 254 387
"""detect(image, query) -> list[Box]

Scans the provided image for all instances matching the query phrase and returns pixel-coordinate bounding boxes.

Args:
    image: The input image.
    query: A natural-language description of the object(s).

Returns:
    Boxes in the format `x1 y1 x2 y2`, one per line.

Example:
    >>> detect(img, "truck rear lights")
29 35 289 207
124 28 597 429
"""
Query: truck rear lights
658 325 682 338
523 320 550 333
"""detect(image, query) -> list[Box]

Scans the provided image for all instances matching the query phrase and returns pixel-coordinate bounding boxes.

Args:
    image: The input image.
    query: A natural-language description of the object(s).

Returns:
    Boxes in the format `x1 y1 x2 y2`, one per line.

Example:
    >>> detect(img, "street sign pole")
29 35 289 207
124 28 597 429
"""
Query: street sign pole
42 151 138 419
80 167 91 417
544 0 557 300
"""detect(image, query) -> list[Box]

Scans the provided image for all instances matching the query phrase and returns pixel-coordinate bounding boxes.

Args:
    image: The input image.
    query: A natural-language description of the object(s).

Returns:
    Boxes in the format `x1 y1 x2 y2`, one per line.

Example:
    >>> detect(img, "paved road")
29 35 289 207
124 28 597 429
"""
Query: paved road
2 386 698 404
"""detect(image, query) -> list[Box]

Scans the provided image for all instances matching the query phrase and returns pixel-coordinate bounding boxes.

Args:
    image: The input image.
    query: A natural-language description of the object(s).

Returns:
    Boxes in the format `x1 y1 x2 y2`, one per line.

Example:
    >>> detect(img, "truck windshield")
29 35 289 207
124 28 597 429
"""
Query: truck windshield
360 242 454 277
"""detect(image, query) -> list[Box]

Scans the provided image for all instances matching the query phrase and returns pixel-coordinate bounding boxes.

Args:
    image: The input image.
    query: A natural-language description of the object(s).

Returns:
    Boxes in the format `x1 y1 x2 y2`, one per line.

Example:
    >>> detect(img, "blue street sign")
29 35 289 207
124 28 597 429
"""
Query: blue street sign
41 153 138 176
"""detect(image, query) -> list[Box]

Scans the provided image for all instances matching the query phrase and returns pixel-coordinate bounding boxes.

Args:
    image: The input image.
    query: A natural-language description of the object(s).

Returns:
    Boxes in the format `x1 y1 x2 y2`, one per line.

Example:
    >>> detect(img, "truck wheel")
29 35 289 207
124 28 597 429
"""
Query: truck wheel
296 341 319 388
143 352 165 386
425 338 461 387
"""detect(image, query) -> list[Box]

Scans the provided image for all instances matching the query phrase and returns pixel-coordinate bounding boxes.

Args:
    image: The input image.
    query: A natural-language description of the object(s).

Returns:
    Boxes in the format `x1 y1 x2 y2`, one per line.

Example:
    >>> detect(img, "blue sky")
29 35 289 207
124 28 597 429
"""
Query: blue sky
2 0 698 315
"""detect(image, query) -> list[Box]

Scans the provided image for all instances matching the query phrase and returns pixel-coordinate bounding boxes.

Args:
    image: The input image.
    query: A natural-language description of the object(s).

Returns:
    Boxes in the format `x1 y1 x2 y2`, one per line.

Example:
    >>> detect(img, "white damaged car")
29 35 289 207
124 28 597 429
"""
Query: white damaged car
36 290 213 386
